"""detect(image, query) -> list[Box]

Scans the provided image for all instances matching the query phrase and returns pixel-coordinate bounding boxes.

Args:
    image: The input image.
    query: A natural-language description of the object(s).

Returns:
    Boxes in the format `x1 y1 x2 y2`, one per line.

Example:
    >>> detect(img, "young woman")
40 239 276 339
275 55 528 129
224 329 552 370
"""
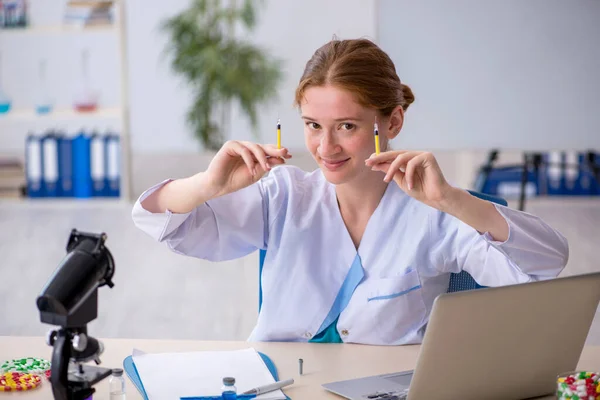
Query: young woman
133 38 568 345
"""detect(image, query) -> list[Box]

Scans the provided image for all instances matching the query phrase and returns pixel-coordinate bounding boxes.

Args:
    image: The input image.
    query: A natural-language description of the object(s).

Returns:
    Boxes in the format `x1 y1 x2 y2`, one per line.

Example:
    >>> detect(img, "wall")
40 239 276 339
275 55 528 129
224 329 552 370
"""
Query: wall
378 0 600 151
6 1 597 197
125 0 378 154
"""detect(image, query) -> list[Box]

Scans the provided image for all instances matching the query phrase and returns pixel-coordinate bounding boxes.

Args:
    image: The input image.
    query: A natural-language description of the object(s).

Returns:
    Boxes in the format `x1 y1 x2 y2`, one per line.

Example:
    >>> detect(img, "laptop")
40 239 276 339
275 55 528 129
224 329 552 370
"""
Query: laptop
322 272 600 400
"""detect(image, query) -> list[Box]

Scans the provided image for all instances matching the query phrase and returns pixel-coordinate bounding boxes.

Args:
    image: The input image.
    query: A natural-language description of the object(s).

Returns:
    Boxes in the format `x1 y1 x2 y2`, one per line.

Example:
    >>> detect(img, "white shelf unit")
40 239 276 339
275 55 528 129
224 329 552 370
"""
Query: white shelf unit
0 0 132 201
0 107 123 153
0 106 122 120
0 24 116 35
2 24 119 36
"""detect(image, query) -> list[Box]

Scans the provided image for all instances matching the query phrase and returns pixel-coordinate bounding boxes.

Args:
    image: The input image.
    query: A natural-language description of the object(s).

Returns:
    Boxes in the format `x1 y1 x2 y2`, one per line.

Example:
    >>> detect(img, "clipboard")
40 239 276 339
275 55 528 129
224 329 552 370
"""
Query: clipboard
123 351 290 400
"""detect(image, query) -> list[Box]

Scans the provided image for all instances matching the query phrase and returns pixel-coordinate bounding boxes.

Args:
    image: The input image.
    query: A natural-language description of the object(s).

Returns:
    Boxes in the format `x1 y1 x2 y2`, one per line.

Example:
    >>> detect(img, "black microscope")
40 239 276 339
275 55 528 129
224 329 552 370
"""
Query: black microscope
36 229 116 400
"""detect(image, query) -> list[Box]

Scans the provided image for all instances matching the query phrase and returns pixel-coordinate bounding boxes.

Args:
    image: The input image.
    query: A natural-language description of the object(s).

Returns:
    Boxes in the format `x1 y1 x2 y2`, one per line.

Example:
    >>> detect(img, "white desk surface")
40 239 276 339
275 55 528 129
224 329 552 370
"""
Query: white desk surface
1 336 598 399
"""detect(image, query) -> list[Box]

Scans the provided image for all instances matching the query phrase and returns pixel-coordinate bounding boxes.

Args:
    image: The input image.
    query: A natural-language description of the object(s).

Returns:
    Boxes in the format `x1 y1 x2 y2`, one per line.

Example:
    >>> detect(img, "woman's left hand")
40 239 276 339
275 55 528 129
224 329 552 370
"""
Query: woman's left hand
365 151 453 209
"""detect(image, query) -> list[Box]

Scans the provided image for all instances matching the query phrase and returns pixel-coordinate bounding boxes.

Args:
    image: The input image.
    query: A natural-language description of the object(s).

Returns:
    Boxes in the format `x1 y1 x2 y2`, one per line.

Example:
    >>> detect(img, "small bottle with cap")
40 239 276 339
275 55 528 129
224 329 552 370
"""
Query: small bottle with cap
109 368 126 400
221 377 237 399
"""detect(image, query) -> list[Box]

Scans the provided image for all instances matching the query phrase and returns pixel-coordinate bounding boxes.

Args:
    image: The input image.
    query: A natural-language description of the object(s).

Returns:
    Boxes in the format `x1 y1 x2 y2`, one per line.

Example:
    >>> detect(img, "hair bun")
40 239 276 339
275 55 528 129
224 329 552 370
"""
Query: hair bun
401 83 415 111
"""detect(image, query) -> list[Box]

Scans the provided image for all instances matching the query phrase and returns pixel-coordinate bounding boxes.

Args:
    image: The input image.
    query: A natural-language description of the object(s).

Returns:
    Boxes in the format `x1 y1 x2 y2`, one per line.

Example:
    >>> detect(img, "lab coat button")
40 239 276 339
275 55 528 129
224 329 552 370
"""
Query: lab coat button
304 332 312 339
341 329 349 336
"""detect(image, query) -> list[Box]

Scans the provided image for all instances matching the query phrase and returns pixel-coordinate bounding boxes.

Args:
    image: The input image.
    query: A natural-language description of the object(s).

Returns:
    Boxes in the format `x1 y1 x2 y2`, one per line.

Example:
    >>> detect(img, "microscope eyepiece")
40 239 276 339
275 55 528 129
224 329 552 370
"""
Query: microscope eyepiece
37 229 115 327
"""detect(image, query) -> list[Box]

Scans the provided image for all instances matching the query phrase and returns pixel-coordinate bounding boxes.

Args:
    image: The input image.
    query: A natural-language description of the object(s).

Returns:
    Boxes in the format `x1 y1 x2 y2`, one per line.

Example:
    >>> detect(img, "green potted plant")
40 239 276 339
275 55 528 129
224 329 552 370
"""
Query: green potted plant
162 0 282 150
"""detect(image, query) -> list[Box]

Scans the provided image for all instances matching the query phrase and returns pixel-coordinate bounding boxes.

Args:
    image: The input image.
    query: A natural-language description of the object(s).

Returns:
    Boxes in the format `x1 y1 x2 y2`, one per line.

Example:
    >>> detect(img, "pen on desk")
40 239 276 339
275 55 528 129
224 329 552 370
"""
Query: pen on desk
241 378 294 395
179 394 256 400
277 118 282 149
181 396 256 400
374 118 380 155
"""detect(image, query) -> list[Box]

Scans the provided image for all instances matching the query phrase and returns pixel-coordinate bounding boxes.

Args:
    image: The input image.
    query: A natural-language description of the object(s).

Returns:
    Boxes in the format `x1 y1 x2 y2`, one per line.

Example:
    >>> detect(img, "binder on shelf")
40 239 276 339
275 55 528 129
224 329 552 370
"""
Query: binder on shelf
72 131 92 198
475 150 600 199
57 134 74 197
90 133 107 196
23 129 122 199
105 133 120 197
545 151 564 196
41 132 60 197
564 151 579 193
578 151 600 195
25 133 43 197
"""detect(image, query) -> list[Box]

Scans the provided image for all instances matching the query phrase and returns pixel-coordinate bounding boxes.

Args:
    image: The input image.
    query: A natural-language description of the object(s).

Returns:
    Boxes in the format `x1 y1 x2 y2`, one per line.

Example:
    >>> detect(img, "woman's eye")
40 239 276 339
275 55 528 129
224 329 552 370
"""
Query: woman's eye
306 122 321 130
340 123 355 131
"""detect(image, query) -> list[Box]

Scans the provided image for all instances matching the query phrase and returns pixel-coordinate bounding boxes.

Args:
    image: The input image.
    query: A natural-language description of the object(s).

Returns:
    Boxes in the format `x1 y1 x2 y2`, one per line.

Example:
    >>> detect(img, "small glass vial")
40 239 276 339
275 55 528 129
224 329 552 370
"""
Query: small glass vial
221 377 237 400
36 59 53 115
73 48 98 112
109 368 126 400
0 52 12 114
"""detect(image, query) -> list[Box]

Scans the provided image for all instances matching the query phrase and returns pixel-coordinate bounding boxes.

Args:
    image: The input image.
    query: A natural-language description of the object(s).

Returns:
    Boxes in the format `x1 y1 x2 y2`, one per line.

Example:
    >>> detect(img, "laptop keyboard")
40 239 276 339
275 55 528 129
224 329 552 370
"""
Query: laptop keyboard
364 388 409 400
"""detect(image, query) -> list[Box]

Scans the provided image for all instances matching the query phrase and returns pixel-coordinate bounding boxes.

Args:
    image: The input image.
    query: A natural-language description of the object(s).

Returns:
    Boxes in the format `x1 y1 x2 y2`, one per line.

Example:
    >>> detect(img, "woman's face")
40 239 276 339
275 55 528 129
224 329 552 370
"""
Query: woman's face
301 84 391 186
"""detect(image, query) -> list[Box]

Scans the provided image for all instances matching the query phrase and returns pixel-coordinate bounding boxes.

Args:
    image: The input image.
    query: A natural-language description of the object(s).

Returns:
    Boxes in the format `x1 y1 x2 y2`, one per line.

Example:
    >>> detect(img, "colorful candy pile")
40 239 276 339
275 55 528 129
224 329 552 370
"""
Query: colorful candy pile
557 371 600 400
1 357 51 375
0 372 42 392
0 357 52 392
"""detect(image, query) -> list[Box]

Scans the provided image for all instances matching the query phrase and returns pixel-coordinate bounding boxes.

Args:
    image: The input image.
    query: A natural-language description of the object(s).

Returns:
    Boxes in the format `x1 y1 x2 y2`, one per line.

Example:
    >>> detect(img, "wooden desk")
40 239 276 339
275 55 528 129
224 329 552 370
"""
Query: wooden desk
1 336 598 399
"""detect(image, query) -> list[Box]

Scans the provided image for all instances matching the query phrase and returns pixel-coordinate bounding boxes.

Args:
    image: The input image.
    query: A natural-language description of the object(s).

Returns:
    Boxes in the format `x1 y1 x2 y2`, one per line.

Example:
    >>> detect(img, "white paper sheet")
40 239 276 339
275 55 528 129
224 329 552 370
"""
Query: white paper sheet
132 348 286 400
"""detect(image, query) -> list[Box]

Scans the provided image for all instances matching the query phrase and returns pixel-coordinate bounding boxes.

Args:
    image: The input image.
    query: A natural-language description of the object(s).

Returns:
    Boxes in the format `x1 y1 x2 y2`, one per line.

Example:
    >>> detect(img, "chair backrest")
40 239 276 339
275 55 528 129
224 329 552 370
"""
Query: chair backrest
447 190 507 293
465 190 508 207
258 190 507 309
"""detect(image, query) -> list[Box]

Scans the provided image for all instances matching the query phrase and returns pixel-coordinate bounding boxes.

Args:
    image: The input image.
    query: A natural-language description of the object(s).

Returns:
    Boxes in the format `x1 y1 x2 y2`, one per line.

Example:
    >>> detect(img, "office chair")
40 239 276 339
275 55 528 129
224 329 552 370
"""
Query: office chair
258 190 507 311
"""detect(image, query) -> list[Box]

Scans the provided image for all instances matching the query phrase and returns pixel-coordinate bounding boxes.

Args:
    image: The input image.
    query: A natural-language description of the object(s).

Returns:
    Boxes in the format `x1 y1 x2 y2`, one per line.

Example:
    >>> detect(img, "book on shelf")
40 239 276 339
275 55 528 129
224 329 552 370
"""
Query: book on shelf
64 0 114 27
0 156 25 199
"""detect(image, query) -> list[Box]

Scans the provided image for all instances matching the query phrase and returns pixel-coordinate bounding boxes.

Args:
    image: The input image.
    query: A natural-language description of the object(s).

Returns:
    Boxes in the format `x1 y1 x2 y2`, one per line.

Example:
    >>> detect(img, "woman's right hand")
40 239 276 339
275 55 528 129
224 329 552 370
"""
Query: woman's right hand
203 140 292 198
140 141 291 214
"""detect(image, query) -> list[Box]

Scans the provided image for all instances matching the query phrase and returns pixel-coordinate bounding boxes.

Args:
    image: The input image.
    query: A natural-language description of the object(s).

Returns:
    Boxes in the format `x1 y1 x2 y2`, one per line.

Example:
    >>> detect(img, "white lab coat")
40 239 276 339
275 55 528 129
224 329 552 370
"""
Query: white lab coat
132 165 568 345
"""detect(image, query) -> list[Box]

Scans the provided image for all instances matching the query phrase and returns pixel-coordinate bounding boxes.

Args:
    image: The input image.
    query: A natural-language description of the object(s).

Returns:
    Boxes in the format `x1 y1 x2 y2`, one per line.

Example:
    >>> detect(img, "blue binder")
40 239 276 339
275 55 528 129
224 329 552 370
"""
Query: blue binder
477 165 538 199
543 151 600 196
25 133 44 197
587 152 600 195
104 133 120 197
57 134 74 197
72 132 92 198
575 152 599 195
41 132 60 197
90 133 107 196
544 152 564 195
475 150 600 198
123 351 290 400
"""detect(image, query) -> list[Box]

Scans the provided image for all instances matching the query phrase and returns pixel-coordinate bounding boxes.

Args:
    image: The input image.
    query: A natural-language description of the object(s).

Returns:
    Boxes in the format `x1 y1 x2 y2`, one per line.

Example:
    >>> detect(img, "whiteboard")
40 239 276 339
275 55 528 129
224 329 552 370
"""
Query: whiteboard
378 0 600 151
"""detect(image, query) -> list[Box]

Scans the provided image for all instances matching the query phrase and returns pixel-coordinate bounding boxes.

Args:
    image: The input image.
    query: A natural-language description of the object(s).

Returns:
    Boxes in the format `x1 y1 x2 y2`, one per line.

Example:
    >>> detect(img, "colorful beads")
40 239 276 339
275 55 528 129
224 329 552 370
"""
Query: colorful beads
1 357 51 375
0 372 42 391
557 371 600 400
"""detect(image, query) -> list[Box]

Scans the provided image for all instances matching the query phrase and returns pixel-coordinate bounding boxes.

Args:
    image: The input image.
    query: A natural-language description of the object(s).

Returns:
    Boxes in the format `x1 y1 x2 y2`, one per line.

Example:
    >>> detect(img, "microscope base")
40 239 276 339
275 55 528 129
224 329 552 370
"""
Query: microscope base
67 364 112 400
